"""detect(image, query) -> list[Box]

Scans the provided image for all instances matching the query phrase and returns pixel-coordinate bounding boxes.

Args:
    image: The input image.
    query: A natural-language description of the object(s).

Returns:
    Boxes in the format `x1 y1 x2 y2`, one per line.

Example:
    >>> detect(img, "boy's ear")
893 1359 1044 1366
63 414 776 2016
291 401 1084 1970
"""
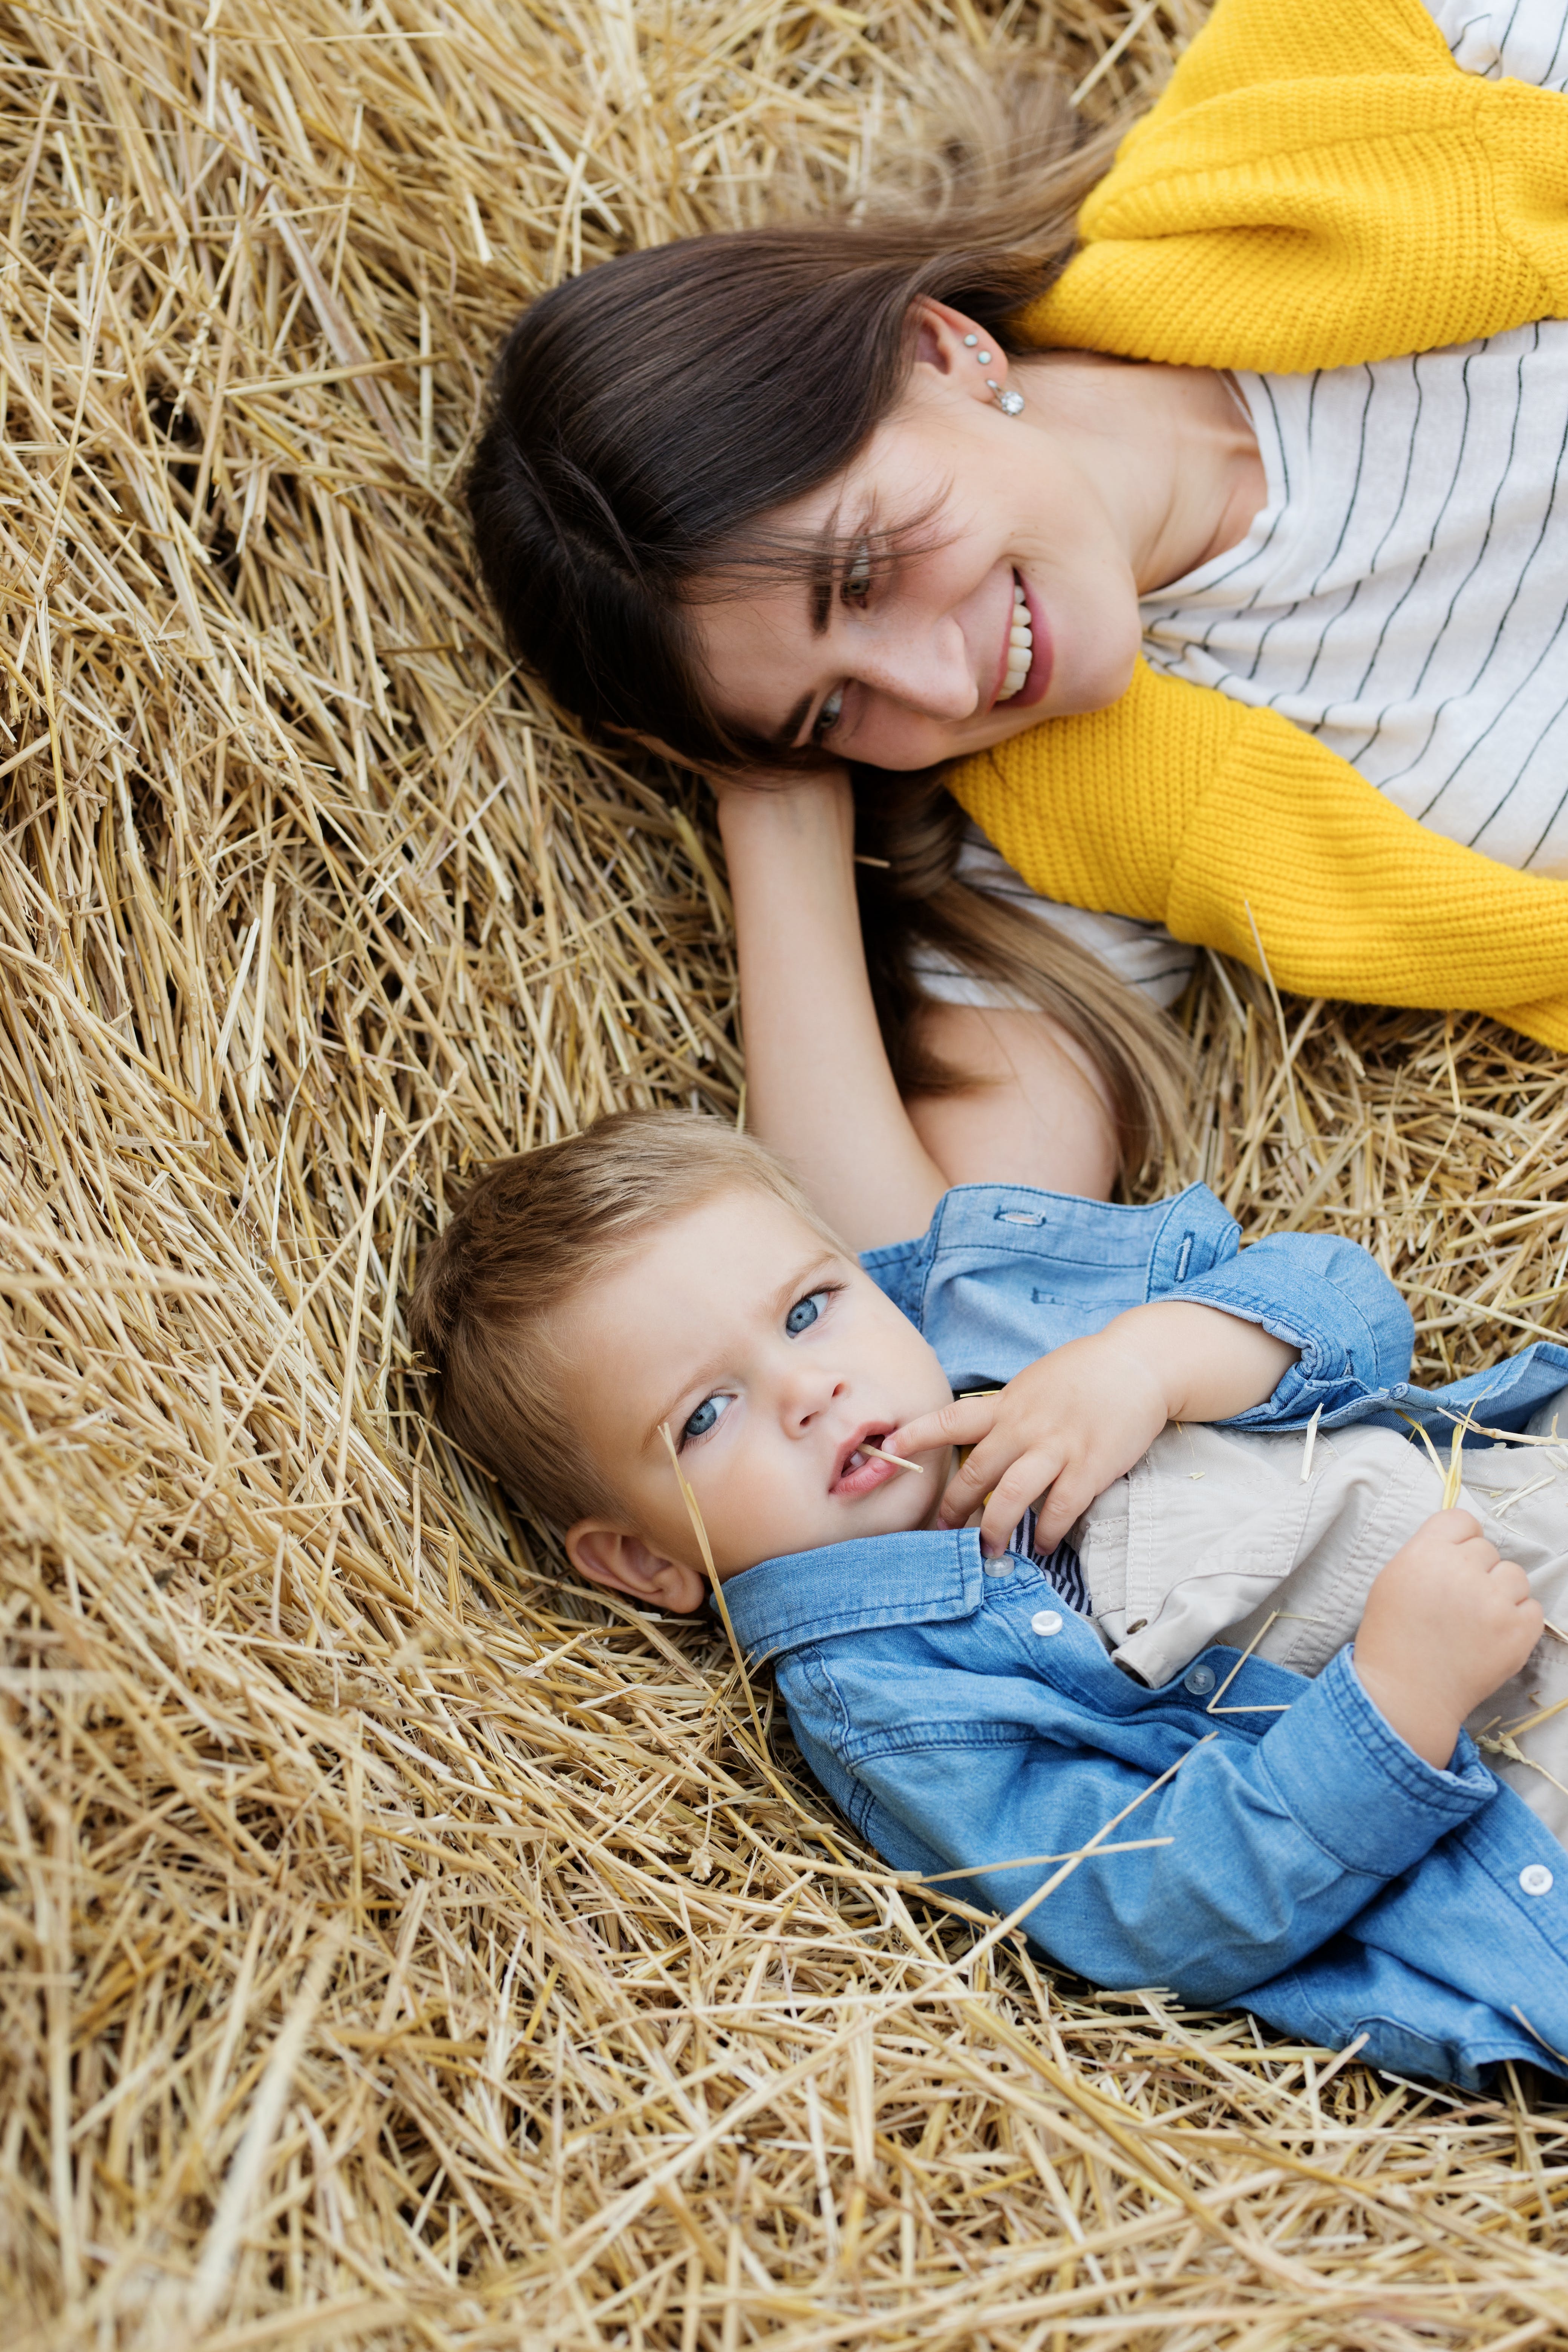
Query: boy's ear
566 1521 709 1616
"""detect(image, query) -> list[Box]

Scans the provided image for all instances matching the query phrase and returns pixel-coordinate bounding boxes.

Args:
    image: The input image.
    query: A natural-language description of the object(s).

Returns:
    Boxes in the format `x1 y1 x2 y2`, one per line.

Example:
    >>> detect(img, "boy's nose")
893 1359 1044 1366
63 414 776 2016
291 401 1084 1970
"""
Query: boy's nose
781 1366 847 1430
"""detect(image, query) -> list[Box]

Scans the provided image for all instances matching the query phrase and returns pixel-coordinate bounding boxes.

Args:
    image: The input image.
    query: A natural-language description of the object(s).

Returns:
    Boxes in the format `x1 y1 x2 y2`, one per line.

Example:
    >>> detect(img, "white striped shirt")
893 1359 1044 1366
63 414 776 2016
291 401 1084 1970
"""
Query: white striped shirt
929 0 1568 1013
1139 0 1568 873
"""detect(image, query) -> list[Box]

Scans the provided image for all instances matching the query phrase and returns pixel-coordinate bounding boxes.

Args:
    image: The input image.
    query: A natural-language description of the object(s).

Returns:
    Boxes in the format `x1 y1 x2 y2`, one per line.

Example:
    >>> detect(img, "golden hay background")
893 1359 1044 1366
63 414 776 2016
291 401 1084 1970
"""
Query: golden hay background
4 0 1568 2342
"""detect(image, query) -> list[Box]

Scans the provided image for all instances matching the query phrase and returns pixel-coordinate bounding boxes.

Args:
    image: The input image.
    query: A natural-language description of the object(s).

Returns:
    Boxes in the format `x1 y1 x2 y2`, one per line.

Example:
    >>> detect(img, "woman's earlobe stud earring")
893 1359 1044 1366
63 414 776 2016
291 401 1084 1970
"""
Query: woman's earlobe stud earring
987 380 1024 416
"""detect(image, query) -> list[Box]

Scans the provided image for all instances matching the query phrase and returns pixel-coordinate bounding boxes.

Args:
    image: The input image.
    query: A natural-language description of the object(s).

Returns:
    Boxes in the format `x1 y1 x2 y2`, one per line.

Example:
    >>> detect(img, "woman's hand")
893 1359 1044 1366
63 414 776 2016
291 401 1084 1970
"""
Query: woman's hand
889 1300 1298 1556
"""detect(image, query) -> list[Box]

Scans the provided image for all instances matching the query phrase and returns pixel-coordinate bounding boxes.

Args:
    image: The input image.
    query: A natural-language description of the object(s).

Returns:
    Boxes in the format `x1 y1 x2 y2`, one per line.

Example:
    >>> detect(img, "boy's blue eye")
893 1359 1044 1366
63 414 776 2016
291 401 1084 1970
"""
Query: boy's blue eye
682 1394 727 1442
786 1290 828 1336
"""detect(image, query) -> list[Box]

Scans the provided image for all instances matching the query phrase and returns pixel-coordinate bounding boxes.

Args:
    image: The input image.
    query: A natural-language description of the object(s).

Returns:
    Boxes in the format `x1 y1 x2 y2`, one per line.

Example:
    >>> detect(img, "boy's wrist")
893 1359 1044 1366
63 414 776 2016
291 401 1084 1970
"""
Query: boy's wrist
1099 1302 1223 1427
1349 1647 1462 1774
1109 1299 1297 1425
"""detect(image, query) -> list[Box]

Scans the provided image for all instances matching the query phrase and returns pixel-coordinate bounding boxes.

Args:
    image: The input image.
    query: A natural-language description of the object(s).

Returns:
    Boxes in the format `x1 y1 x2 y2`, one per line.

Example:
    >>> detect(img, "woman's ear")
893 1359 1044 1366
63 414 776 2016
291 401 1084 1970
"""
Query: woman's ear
565 1521 709 1615
910 297 1014 404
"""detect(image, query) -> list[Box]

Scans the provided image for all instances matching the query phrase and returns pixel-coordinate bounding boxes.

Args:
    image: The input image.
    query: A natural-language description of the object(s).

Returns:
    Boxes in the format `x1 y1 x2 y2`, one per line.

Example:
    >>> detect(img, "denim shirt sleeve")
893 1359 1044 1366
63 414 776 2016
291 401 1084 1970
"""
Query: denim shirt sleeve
783 1634 1493 2006
1182 1230 1414 1428
861 1182 1413 1432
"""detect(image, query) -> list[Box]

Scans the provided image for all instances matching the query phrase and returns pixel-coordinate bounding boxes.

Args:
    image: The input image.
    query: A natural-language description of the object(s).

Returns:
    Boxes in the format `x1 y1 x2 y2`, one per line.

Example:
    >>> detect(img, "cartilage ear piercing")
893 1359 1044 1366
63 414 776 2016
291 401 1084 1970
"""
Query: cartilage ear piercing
962 333 978 347
976 349 991 363
987 380 1024 416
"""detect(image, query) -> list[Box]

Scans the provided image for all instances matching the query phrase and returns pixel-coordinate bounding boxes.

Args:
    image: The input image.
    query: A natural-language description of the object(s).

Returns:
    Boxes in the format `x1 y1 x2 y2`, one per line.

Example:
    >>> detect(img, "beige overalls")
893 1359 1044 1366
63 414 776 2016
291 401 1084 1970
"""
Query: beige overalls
1074 1397 1568 1847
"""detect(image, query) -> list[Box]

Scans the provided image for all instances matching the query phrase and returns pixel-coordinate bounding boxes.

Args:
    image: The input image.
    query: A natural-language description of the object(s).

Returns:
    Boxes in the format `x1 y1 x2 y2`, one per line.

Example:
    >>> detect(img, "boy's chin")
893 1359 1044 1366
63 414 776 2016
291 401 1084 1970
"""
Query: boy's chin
725 1491 934 1576
848 1482 941 1544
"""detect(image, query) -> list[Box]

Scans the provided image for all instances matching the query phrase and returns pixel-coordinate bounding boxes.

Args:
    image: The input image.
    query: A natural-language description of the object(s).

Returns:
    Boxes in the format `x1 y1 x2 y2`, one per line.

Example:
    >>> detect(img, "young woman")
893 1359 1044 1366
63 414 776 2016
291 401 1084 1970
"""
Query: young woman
467 0 1568 1198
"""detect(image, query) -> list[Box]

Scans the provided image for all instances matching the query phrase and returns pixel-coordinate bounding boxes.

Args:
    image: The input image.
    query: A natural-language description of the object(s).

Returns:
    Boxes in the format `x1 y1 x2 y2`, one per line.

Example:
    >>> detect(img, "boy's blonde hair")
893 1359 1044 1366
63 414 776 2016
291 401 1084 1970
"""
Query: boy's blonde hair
407 1110 843 1528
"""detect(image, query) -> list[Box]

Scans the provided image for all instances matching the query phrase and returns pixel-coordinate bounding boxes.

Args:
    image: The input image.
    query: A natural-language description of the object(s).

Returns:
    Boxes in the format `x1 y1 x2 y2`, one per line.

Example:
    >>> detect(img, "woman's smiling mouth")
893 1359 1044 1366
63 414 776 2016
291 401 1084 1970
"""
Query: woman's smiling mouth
995 574 1033 701
990 571 1053 714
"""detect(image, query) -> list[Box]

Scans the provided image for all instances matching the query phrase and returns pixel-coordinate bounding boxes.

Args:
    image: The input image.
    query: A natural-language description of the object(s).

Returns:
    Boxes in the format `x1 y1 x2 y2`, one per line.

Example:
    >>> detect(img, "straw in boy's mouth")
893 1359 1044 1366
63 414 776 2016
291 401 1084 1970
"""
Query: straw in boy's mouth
822 1430 921 1486
831 1424 906 1494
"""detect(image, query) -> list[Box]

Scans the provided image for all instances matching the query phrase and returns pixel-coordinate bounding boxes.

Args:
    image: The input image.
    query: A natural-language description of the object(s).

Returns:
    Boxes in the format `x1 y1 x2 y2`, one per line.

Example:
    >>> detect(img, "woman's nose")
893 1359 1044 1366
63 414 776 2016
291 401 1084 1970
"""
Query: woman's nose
858 620 978 720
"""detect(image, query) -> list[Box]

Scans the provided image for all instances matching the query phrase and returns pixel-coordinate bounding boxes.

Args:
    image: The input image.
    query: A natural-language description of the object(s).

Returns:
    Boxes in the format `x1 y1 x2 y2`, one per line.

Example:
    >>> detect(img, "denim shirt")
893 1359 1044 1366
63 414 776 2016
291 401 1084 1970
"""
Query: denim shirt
723 1184 1568 2086
857 1178 1568 1439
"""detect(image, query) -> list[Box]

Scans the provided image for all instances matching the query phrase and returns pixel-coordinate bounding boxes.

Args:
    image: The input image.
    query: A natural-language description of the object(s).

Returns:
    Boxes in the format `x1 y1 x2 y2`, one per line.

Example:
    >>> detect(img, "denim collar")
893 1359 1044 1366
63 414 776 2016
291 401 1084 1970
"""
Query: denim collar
721 1528 989 1664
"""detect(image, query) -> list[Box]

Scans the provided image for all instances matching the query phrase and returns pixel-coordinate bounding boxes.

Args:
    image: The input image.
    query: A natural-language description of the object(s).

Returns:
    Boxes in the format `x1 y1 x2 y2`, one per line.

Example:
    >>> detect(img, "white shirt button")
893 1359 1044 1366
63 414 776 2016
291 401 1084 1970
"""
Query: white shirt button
1031 1609 1064 1637
983 1557 1014 1579
1184 1663 1217 1696
1520 1864 1554 1897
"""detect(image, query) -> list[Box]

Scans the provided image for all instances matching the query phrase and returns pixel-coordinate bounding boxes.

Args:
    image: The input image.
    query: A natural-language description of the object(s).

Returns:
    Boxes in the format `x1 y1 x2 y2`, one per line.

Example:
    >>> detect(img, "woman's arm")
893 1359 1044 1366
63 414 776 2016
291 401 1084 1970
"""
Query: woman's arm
1017 0 1568 374
903 1005 1118 1200
718 773 949 1251
949 661 1568 1054
720 777 1122 1248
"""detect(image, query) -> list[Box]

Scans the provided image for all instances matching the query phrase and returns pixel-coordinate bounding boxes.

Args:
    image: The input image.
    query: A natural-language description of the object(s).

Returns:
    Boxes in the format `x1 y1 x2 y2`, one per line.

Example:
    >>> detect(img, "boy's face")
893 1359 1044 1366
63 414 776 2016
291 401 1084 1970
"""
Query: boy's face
559 1185 954 1611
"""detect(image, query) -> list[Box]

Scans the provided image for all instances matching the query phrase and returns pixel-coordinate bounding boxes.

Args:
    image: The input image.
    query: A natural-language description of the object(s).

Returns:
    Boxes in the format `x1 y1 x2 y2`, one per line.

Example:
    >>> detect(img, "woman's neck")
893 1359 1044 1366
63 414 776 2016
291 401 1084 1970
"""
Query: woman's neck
1015 351 1269 596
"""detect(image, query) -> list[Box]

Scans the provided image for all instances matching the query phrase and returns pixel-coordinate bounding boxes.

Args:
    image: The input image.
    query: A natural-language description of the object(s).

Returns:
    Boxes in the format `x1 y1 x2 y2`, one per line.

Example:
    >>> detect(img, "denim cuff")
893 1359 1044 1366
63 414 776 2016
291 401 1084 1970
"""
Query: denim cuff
1258 1646 1495 1877
1183 1231 1414 1426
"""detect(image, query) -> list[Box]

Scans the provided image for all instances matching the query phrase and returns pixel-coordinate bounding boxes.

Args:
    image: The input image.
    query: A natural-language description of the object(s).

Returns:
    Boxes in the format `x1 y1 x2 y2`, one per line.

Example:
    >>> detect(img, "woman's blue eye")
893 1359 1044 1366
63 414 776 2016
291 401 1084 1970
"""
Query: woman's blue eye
681 1395 727 1442
786 1291 827 1336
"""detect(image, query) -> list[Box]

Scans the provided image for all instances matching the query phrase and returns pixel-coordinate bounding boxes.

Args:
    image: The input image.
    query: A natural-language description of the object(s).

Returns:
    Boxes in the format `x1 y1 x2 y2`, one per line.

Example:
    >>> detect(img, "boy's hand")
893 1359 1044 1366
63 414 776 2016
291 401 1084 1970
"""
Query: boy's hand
1354 1510 1543 1769
888 1300 1298 1558
891 1331 1171 1556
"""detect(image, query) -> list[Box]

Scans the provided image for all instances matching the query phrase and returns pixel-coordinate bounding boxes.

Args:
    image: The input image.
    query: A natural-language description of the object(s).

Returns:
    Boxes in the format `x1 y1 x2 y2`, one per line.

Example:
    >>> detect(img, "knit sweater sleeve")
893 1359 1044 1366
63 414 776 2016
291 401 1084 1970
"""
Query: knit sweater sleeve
1015 0 1568 370
945 662 1568 1053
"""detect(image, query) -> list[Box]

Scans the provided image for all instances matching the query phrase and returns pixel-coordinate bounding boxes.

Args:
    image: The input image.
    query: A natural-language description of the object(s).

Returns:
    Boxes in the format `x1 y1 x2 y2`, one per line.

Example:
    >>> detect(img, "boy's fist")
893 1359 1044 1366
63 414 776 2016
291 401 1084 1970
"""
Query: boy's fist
1353 1509 1544 1770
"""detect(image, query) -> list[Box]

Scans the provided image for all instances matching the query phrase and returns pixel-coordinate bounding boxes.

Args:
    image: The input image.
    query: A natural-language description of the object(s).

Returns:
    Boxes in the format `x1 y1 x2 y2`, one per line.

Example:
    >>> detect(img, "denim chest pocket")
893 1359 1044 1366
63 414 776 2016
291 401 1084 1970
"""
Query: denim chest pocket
1031 1286 1147 1310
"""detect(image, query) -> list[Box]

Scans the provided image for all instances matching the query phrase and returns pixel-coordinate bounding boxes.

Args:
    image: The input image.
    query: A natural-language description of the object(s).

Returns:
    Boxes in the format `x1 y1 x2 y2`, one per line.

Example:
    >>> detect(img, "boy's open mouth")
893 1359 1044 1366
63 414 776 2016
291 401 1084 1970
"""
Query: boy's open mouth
830 1424 904 1498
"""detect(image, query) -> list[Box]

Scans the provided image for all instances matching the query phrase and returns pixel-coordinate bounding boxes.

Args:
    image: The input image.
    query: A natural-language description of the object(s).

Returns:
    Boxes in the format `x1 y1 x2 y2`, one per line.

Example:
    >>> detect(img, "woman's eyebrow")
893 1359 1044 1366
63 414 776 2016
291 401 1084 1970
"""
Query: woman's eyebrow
774 691 813 750
809 507 843 637
769 508 853 745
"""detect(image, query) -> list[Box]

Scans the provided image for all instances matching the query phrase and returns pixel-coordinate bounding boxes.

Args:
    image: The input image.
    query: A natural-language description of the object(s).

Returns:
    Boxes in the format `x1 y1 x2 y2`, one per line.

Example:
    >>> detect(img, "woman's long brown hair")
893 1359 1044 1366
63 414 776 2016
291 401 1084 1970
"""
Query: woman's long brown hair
466 56 1188 1175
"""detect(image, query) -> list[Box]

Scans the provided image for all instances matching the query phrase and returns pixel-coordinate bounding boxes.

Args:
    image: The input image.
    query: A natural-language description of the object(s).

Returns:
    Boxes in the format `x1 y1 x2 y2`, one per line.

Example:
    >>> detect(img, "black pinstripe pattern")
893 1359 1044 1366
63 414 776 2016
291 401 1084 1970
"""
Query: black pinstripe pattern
952 0 1568 995
1139 307 1568 871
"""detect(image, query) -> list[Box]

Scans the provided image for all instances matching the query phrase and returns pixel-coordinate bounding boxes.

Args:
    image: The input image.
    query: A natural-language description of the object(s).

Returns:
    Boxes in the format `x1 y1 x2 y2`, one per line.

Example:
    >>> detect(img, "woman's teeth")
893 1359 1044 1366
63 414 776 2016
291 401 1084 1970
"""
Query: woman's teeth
996 579 1032 702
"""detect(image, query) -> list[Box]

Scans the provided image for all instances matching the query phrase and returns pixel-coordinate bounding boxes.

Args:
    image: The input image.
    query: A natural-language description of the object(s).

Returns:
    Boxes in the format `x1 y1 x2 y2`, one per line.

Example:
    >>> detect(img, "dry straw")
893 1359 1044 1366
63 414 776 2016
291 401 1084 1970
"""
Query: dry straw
1 0 1567 2343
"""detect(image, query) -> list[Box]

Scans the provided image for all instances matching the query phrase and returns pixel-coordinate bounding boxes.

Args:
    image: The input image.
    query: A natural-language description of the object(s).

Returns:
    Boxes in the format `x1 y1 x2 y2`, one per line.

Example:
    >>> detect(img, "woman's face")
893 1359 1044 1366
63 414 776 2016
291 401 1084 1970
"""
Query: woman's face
689 307 1150 772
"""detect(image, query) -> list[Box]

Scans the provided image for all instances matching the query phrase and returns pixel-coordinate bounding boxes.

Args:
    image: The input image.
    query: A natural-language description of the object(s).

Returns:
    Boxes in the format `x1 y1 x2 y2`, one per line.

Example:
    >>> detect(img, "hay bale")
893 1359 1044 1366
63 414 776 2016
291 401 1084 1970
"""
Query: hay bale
2 0 1566 2341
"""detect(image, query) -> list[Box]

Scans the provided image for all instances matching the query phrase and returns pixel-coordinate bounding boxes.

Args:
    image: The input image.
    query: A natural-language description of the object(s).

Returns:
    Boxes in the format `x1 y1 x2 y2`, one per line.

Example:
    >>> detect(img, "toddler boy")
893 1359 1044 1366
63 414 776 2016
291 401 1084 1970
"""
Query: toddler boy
410 1110 1568 2087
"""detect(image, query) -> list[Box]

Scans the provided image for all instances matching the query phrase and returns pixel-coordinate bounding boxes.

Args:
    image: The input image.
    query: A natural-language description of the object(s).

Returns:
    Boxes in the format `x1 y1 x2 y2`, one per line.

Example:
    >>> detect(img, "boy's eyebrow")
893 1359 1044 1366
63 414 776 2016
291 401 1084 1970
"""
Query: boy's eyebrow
642 1246 846 1451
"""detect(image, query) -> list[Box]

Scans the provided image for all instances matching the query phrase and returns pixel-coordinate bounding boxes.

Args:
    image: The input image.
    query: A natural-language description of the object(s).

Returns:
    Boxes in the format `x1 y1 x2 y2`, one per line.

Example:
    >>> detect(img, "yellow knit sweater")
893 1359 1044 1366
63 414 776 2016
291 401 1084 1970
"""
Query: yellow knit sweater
946 0 1568 1050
